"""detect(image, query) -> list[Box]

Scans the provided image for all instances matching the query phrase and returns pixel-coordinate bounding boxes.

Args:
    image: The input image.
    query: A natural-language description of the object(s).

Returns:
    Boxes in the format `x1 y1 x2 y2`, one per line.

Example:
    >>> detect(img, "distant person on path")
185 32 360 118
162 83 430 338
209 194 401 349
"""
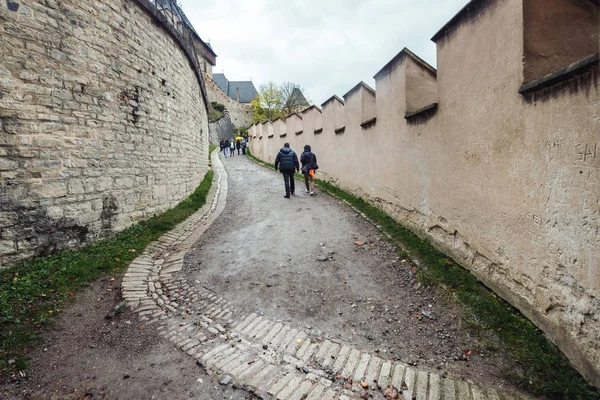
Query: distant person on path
220 138 228 157
300 144 318 195
274 143 299 198
241 138 247 155
236 139 241 155
229 140 235 157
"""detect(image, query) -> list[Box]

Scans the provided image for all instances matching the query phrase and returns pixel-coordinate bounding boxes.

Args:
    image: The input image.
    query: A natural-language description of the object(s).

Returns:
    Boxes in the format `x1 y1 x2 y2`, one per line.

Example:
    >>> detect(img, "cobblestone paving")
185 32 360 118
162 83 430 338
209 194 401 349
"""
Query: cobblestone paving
121 150 529 400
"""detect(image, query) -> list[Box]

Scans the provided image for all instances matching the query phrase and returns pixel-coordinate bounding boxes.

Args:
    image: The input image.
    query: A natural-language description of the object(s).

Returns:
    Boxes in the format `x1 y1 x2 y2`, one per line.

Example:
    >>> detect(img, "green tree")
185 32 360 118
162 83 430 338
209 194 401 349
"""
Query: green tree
251 82 310 124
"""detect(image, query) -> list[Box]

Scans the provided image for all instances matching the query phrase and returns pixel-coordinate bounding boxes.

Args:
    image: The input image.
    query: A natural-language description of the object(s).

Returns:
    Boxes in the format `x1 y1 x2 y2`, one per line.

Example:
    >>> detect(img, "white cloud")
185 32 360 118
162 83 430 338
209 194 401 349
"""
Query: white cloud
179 0 469 103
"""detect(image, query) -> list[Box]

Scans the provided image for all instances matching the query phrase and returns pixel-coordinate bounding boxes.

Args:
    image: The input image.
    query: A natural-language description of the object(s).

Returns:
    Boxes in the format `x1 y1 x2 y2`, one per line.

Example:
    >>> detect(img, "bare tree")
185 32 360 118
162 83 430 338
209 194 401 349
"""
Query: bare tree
280 82 310 117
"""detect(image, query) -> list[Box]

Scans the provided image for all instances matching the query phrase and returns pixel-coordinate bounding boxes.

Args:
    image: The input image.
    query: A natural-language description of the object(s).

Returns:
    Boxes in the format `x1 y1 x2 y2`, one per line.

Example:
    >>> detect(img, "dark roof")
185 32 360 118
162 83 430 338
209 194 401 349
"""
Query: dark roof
212 73 258 103
290 88 309 107
227 81 258 103
212 73 229 93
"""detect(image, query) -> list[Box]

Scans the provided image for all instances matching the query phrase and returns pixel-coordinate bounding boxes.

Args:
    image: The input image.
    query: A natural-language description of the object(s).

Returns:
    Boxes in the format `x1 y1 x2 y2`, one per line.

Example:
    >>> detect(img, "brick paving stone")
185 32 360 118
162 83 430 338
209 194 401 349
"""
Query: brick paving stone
332 345 351 373
237 359 266 381
248 318 271 338
267 372 295 397
207 327 219 335
285 331 307 355
341 348 361 378
258 366 287 392
429 373 441 400
443 378 456 400
402 367 416 400
182 340 200 351
248 364 275 389
201 343 232 363
391 364 405 390
416 370 428 400
229 355 257 377
295 338 311 359
322 342 341 369
457 380 471 400
242 315 264 335
277 328 299 352
301 343 320 364
314 340 333 364
219 353 247 372
289 380 315 400
378 361 392 389
270 325 291 349
471 385 487 400
320 389 336 400
305 383 326 400
275 375 303 400
364 356 382 387
352 352 371 382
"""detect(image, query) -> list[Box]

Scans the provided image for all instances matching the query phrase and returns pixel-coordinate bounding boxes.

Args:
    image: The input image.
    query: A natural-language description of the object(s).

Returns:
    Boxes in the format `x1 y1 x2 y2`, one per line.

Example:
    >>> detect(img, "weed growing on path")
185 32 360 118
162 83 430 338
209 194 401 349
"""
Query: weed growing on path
247 150 599 399
0 170 214 375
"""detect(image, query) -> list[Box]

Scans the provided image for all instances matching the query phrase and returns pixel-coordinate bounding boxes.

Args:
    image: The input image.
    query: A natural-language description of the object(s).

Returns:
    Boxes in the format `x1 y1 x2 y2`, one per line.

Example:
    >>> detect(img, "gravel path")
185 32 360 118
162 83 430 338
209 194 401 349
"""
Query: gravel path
182 153 528 397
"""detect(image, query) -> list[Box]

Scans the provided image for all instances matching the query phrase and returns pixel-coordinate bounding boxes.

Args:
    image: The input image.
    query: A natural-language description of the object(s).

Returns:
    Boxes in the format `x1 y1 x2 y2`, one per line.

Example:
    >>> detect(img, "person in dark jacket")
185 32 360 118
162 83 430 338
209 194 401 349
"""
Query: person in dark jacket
236 140 241 155
300 144 318 195
274 143 299 198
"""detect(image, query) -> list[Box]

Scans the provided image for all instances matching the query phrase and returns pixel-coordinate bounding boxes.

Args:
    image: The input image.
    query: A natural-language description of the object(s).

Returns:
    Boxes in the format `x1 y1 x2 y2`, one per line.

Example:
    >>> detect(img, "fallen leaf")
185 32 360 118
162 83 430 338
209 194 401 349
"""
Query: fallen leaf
401 259 407 263
128 249 136 253
360 380 368 389
110 277 115 282
464 349 472 357
296 338 303 345
354 241 364 246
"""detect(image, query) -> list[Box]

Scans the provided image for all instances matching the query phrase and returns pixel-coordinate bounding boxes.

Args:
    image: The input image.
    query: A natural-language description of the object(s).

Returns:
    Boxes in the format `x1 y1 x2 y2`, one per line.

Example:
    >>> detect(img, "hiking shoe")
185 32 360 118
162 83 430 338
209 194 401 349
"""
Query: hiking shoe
309 191 314 196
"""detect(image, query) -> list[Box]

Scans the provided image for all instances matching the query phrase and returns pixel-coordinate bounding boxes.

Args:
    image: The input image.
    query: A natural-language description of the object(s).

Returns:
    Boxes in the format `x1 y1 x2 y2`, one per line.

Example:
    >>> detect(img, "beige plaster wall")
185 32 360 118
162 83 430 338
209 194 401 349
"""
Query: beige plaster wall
250 0 600 387
0 0 209 267
523 0 599 81
405 57 438 113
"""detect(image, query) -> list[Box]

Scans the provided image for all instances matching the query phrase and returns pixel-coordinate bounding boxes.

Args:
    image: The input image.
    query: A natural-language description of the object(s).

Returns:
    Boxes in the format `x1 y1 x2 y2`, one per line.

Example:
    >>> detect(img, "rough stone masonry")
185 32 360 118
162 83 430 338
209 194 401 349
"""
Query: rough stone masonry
0 0 210 266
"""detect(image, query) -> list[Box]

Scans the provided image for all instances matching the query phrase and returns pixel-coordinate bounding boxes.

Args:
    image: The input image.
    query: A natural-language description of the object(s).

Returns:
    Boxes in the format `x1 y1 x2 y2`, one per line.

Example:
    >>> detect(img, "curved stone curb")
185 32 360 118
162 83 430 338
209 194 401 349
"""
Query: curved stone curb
120 152 530 400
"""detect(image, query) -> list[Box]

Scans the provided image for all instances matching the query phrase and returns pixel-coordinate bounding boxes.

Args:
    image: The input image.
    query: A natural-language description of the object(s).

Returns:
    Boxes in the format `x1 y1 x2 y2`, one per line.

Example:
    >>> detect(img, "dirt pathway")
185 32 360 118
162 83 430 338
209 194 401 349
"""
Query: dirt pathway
1 151 530 400
180 154 527 398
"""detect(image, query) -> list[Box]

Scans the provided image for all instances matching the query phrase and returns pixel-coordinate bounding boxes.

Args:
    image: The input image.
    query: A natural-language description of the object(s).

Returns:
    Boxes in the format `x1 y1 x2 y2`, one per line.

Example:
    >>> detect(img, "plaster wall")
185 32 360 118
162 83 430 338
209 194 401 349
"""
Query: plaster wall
0 0 209 266
249 0 600 386
523 0 599 81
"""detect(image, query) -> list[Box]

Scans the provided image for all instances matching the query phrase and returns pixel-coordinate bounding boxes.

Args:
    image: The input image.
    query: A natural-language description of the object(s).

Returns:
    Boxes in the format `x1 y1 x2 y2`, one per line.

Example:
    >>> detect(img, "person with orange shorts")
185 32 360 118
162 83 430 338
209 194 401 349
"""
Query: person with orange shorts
300 145 319 196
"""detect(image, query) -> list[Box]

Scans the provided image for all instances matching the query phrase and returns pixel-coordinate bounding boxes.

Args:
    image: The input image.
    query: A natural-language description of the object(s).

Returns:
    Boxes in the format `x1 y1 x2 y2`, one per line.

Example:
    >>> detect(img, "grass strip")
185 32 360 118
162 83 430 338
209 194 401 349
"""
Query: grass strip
0 168 214 374
247 149 598 400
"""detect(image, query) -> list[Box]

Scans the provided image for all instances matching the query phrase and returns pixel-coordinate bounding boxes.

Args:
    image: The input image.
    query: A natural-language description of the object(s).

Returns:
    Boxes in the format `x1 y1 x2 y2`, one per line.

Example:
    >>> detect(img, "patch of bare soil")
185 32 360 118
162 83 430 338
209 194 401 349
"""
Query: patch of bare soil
0 276 254 400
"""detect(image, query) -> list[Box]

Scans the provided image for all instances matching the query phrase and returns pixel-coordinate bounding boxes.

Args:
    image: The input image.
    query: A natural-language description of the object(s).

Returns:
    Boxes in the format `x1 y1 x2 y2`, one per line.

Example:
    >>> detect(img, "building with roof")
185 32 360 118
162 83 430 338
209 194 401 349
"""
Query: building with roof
156 0 216 77
212 73 258 104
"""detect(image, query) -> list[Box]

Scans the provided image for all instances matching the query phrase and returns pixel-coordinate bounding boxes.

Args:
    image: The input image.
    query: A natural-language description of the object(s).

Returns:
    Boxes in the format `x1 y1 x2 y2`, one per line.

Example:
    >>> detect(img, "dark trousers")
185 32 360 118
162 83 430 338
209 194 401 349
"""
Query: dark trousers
282 169 295 196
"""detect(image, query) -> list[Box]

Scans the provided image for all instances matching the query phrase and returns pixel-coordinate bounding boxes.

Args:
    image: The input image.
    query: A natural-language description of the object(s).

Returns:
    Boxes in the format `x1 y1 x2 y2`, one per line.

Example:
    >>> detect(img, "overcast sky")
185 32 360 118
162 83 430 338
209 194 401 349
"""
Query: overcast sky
179 0 469 104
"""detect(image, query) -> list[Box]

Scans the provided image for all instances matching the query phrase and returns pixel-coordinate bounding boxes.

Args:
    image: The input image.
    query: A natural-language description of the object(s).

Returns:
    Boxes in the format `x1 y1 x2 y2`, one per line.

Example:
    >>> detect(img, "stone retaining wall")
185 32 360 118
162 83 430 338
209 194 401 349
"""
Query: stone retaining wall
0 0 209 266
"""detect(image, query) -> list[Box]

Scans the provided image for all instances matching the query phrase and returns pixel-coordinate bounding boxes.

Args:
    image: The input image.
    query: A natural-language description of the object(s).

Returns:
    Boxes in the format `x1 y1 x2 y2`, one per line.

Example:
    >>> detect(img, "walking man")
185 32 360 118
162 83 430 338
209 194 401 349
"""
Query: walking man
274 143 299 198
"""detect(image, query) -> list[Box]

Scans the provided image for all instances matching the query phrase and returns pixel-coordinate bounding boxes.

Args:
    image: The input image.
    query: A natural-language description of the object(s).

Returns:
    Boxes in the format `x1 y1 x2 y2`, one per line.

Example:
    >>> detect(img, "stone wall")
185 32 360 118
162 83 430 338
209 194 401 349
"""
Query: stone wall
249 0 600 387
0 0 209 266
203 72 254 129
209 109 234 144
